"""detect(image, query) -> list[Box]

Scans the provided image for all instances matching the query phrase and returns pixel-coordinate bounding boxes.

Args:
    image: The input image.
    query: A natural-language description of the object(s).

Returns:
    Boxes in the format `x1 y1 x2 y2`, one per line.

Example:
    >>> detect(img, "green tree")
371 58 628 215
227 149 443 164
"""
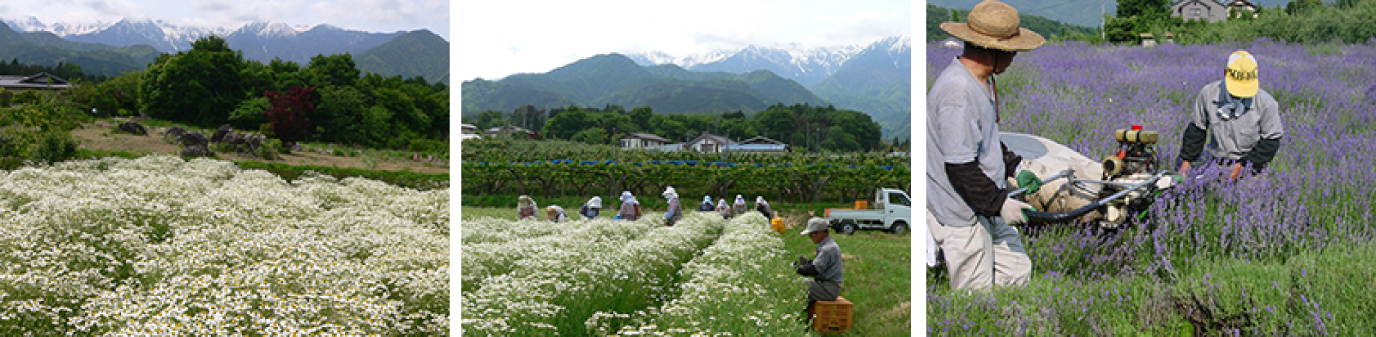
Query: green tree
228 96 270 130
307 54 360 87
139 35 248 127
315 85 368 143
471 110 508 130
1117 0 1171 18
1286 0 1324 15
570 128 607 145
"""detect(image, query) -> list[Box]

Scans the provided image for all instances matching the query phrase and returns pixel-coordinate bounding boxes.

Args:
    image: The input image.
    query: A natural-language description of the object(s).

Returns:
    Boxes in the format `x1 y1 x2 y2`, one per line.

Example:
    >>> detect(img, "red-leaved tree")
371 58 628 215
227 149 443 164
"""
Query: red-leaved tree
263 86 315 146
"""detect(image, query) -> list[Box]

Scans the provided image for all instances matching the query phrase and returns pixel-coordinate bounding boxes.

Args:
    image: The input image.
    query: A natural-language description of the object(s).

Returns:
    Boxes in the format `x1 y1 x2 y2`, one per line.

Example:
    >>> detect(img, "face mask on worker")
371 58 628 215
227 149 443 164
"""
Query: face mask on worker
1217 84 1253 121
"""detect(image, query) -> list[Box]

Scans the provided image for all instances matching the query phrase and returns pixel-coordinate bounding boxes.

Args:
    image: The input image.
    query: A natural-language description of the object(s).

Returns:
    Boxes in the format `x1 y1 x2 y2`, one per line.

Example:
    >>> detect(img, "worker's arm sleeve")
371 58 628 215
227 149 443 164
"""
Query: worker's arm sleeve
1243 137 1281 171
1243 96 1284 171
1179 123 1208 163
796 263 820 277
1001 141 1022 179
945 161 1004 217
1181 87 1212 163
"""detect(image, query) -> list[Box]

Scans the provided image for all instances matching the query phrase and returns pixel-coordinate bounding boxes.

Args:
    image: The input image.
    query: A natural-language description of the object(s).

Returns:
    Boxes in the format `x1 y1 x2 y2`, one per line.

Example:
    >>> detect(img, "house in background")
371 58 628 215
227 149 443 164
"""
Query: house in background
1171 0 1258 22
484 125 539 139
684 132 734 153
618 132 672 149
0 72 75 91
459 124 481 141
726 136 790 153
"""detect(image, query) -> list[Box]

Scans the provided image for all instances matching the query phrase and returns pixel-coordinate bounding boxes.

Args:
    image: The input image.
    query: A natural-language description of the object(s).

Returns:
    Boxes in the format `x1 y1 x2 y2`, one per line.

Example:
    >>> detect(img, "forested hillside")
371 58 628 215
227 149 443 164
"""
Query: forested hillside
355 29 450 84
460 53 827 116
0 22 158 76
76 35 447 152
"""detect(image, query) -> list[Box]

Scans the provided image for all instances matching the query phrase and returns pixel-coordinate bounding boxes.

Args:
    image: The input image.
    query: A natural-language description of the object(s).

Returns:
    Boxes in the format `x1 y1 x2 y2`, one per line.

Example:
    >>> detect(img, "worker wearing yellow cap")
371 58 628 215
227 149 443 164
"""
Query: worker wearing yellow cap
1178 50 1285 181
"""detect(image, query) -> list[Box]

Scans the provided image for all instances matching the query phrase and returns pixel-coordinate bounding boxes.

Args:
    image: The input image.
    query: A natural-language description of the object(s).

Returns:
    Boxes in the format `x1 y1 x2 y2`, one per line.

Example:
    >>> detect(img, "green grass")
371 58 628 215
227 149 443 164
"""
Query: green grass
927 242 1376 335
781 217 912 336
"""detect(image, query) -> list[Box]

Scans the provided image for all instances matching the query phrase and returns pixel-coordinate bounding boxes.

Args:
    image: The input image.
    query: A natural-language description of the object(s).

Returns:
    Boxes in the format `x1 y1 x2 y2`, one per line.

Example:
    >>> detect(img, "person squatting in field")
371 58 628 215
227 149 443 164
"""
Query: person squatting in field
545 205 568 222
580 196 602 220
732 195 748 216
1178 50 1285 182
615 191 641 221
698 195 715 212
716 197 732 218
795 217 844 323
926 0 1044 290
517 195 538 220
662 186 682 226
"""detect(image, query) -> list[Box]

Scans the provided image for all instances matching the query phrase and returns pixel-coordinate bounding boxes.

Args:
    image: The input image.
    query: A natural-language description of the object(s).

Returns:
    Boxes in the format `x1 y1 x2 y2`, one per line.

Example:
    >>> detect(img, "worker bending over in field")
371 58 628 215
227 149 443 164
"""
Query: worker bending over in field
795 217 844 323
517 195 538 220
716 197 731 218
755 196 774 220
615 191 641 221
663 187 682 226
545 205 568 222
580 196 602 220
1178 50 1284 182
698 196 716 212
732 195 748 216
926 0 1043 290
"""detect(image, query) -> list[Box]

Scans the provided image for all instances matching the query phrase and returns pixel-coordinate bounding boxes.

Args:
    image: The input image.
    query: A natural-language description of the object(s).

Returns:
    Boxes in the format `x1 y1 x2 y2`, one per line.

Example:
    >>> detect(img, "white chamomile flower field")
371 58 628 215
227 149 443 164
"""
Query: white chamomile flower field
461 212 809 336
0 156 448 335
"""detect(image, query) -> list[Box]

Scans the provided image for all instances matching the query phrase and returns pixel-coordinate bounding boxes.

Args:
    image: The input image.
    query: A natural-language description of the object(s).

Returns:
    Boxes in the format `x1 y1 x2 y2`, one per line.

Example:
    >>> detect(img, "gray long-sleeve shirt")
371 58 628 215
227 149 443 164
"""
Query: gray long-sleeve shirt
808 237 844 284
1187 80 1284 161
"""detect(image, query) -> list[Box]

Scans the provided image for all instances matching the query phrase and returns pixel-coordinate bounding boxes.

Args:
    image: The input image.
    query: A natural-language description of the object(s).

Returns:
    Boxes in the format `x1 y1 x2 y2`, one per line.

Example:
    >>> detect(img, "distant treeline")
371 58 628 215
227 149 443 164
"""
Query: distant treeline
0 59 108 83
465 103 895 153
927 4 1102 42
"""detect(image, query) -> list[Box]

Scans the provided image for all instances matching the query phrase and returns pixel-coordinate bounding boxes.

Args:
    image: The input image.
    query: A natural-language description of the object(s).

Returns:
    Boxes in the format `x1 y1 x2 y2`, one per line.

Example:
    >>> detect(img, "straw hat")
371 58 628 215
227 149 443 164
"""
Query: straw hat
940 0 1045 52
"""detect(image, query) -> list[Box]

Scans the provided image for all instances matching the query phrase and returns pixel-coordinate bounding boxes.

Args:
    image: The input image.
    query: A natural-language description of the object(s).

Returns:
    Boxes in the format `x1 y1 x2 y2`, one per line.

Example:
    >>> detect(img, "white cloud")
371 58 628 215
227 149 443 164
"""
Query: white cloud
456 0 908 81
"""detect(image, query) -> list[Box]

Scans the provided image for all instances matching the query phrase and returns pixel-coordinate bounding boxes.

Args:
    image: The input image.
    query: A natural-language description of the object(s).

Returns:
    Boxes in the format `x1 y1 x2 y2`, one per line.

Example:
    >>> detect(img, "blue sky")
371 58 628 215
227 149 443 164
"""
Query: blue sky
457 0 910 81
0 0 448 40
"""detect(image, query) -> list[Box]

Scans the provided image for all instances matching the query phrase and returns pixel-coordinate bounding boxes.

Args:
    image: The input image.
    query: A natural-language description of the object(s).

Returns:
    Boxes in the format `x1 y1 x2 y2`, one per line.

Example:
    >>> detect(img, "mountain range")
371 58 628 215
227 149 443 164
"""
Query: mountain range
462 53 829 118
625 35 911 139
0 17 448 83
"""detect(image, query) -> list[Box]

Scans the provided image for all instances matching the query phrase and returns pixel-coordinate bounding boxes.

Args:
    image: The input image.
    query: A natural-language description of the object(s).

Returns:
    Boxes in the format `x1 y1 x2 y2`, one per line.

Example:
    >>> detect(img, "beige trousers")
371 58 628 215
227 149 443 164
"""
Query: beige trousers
927 212 1031 290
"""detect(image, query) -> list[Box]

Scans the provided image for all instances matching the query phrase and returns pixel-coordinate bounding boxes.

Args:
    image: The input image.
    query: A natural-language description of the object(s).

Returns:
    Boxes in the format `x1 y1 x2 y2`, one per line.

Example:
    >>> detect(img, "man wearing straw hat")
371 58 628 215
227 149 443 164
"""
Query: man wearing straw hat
926 0 1043 290
1178 50 1284 182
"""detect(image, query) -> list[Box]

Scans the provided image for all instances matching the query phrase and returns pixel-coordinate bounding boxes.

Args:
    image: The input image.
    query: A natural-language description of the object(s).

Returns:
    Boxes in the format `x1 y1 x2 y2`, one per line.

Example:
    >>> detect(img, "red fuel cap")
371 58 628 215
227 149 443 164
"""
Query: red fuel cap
1131 124 1143 131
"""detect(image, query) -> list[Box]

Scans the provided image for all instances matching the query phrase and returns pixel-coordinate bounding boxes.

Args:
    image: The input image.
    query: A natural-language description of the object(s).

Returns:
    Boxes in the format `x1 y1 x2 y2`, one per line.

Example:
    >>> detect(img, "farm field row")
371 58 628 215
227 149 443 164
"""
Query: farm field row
460 211 811 335
0 156 448 335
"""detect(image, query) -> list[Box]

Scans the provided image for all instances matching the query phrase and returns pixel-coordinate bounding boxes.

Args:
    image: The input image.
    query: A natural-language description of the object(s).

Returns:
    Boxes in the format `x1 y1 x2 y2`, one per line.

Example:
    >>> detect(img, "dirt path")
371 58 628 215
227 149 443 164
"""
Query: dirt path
72 120 449 175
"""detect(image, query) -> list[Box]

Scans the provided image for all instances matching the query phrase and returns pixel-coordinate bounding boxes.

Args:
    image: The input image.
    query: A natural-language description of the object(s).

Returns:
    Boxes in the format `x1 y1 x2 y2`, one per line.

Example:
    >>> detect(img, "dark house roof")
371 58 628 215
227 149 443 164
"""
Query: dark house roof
0 72 76 90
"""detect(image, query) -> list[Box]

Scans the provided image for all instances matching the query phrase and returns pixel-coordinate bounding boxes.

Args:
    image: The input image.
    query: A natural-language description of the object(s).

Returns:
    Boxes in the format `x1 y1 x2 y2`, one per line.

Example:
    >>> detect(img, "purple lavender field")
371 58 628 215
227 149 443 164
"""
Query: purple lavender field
927 39 1376 335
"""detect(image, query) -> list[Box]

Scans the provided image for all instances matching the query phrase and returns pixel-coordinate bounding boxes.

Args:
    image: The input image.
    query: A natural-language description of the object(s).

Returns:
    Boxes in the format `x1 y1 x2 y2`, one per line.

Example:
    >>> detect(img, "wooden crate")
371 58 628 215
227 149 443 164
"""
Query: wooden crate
811 296 853 334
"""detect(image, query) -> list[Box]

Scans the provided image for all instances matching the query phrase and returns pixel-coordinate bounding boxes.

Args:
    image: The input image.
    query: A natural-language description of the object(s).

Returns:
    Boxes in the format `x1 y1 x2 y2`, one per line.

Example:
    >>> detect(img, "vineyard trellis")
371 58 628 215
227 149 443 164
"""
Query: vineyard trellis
461 139 910 203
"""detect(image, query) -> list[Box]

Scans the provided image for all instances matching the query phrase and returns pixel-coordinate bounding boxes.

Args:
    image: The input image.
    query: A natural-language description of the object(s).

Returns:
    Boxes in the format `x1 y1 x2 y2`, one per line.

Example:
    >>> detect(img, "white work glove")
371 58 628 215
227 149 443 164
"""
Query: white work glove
999 198 1034 225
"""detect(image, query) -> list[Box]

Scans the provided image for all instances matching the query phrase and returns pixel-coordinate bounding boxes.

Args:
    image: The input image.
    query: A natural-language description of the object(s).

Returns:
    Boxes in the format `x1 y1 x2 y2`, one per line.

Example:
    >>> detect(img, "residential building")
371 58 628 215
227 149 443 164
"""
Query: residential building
0 72 75 91
618 132 672 149
684 132 734 153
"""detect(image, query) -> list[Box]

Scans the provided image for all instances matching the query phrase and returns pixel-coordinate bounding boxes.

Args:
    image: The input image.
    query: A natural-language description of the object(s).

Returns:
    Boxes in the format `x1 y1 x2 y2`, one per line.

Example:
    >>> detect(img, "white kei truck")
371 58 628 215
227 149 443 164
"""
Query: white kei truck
822 188 912 235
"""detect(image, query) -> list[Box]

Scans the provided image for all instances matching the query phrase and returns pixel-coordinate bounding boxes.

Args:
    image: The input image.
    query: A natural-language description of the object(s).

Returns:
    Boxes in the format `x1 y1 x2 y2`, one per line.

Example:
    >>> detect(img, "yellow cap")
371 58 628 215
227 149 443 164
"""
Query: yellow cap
1225 50 1259 98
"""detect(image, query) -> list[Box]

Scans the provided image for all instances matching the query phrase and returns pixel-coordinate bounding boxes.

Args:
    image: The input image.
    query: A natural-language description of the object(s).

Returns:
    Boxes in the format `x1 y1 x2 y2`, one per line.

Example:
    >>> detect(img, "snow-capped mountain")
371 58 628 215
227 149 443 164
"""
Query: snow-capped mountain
3 17 403 65
232 21 304 38
627 35 907 87
2 16 111 36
